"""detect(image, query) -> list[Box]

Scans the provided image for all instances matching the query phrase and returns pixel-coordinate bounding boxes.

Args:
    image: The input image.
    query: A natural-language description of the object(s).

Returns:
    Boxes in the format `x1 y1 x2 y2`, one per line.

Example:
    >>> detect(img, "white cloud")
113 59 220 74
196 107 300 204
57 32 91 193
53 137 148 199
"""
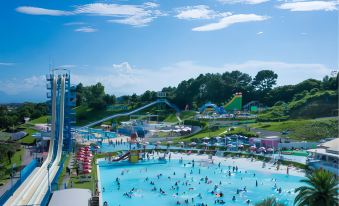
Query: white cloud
257 31 264 35
278 1 338 11
16 6 73 16
175 5 218 20
0 62 15 66
192 14 270 31
108 15 155 27
75 3 164 26
57 64 77 68
218 0 269 4
64 22 85 26
75 27 97 32
0 75 45 95
16 2 163 27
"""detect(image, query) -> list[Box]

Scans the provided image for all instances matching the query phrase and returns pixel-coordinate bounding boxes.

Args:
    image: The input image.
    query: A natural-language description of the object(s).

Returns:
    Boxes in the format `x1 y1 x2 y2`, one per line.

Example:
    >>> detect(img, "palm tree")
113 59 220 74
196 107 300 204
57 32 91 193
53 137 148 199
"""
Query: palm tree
295 169 338 206
255 197 286 206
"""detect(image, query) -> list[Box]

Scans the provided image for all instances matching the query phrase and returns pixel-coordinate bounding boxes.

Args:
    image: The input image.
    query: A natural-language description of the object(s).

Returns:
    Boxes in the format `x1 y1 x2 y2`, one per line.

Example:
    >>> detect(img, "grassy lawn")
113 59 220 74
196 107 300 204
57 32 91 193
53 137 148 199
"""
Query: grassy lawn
76 105 129 126
0 131 10 141
177 127 228 142
0 148 24 184
19 128 37 144
28 115 49 124
8 149 23 169
250 118 338 141
164 111 196 123
57 154 72 188
67 153 117 191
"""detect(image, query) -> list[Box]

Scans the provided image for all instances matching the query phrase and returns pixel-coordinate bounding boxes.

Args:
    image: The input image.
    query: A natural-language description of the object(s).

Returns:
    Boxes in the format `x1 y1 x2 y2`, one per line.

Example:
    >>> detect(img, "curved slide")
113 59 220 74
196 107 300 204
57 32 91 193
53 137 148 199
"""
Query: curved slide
82 99 181 128
112 152 130 162
5 76 66 206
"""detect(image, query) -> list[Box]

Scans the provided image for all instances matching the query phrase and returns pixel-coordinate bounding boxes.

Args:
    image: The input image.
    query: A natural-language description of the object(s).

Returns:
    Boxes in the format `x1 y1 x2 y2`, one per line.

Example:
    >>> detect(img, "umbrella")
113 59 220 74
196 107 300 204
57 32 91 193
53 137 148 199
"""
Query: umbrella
214 136 222 140
267 148 274 152
226 144 233 147
189 142 197 146
83 169 92 174
214 143 221 147
83 164 92 169
258 147 266 151
203 137 210 141
201 142 208 145
238 144 244 148
179 142 185 145
250 145 257 150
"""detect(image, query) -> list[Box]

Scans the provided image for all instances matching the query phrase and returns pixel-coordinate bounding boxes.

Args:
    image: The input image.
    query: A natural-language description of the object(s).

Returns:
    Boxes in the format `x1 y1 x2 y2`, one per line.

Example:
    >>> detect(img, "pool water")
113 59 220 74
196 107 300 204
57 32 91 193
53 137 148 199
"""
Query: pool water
98 158 304 206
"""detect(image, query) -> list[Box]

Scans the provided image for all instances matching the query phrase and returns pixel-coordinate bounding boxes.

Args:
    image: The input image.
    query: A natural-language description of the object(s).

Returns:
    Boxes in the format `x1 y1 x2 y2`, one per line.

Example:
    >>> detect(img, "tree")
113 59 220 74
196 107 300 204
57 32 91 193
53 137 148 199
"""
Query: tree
255 197 286 206
294 169 338 206
76 83 85 106
88 83 106 109
252 70 278 92
322 74 338 90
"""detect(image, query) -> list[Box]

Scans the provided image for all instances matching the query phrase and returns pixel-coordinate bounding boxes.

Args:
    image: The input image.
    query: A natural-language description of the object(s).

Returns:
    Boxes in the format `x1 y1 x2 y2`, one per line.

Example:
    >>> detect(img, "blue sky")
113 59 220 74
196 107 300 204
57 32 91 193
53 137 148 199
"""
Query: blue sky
0 0 338 103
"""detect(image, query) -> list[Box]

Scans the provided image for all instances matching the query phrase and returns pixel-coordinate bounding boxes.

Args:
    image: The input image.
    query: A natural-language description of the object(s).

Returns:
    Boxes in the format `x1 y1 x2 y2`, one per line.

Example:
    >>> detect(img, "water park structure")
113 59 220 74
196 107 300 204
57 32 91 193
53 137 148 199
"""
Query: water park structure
199 93 243 114
199 92 242 114
4 70 74 206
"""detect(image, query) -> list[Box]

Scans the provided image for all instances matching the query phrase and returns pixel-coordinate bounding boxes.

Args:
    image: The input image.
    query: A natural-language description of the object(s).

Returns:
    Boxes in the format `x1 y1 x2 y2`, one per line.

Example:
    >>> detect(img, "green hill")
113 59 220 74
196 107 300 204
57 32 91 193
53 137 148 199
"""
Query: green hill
164 111 196 123
251 118 338 141
258 90 338 121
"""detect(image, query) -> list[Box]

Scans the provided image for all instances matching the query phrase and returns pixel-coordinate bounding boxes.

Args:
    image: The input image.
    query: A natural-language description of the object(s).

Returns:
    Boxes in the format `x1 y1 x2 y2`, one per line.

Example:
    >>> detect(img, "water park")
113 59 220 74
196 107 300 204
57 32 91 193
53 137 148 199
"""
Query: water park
1 66 338 206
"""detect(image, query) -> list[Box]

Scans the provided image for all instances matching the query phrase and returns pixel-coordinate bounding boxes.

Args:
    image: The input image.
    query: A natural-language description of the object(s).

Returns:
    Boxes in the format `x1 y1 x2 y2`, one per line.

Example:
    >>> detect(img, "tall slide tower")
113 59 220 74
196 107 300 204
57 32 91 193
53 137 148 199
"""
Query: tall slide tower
47 69 76 153
4 70 76 206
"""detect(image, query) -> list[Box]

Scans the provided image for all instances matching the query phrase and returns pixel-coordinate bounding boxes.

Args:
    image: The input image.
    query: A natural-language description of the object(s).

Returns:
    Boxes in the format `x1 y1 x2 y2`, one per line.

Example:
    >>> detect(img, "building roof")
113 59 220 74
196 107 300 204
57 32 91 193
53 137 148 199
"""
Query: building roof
307 148 339 159
319 138 339 154
49 188 91 206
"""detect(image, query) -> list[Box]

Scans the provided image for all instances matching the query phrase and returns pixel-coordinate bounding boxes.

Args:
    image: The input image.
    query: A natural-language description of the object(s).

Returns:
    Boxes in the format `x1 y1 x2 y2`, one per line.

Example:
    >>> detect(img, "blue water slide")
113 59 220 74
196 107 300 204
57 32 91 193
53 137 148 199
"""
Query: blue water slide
81 99 180 128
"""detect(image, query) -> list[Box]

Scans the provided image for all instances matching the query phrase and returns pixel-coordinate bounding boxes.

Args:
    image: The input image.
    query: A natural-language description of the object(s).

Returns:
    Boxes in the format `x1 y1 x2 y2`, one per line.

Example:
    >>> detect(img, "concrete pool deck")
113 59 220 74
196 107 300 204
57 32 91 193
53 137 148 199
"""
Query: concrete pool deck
167 153 305 177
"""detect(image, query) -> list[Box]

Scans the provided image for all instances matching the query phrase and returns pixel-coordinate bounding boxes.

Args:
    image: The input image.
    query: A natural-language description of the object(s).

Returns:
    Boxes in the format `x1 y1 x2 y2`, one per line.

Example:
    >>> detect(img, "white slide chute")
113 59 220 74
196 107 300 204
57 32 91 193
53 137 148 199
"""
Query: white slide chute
5 75 66 206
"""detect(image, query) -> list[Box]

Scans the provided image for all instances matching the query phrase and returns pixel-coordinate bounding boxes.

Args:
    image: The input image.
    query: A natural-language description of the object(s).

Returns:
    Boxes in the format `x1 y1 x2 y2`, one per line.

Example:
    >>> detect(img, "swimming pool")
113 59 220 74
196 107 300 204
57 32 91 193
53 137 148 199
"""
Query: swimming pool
98 157 305 206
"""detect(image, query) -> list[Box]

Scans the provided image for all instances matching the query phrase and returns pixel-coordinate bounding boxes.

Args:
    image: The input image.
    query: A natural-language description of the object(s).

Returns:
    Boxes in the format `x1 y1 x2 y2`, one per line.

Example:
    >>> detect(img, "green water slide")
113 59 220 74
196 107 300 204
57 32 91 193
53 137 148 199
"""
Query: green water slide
224 93 242 111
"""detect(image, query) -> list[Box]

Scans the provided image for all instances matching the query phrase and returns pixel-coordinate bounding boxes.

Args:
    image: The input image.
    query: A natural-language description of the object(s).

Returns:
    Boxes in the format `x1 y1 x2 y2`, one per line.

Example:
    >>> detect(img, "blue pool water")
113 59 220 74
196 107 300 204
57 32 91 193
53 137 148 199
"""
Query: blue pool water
98 158 305 206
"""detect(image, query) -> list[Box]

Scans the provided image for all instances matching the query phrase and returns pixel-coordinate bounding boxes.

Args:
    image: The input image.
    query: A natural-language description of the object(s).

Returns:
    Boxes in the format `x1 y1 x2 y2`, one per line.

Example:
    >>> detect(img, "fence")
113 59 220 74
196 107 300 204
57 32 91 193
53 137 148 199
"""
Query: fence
0 159 38 205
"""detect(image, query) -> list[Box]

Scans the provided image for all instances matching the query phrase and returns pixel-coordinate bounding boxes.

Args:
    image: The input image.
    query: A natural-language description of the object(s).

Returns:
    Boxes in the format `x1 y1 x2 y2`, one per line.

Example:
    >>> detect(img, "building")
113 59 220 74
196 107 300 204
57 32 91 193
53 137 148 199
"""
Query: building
261 136 281 149
307 138 339 175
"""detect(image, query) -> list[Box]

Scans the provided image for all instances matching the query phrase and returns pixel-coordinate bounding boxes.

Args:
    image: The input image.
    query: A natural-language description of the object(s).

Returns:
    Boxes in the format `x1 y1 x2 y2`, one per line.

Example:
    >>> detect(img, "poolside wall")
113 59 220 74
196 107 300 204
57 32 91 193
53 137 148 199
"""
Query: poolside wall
278 142 318 150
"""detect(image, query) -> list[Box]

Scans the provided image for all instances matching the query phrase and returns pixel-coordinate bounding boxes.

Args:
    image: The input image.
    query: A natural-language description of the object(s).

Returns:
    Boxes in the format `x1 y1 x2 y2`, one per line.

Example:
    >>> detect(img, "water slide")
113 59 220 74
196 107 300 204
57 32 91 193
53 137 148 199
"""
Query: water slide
81 99 181 128
223 93 242 111
5 76 66 206
112 152 130 162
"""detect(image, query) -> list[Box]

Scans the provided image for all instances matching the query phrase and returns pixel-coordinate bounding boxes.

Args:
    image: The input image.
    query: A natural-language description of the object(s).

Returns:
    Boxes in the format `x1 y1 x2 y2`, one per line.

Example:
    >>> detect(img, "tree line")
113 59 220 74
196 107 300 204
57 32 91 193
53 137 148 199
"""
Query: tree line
75 69 338 111
0 103 47 130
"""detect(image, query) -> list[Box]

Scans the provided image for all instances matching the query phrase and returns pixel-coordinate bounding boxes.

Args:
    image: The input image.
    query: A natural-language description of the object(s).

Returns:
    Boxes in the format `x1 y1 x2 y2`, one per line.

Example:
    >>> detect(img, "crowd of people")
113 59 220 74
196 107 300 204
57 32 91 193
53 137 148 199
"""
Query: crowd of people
101 152 290 206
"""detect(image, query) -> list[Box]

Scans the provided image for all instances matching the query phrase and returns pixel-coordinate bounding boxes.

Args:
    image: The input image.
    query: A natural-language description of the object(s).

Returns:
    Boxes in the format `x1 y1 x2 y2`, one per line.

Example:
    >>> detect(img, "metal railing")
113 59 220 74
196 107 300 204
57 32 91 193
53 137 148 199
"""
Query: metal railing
0 159 38 205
